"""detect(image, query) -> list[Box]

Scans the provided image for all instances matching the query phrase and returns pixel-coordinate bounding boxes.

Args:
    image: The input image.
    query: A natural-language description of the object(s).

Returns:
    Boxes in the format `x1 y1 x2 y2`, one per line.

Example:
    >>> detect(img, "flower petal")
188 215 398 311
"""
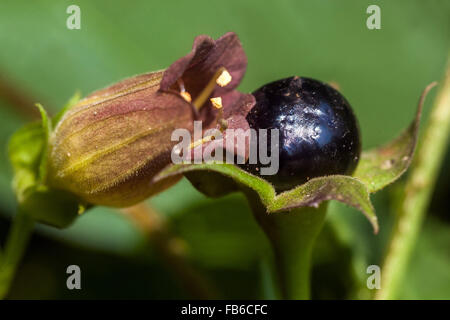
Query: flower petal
184 93 255 161
160 32 247 98
48 71 193 207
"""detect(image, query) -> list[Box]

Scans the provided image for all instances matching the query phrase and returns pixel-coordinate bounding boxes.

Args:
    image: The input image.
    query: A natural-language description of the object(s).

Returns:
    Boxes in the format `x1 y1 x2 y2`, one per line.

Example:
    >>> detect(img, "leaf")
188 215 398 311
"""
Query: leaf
9 103 81 228
155 163 276 204
35 103 51 183
353 82 437 193
154 163 378 232
272 176 377 232
8 103 53 200
52 91 82 126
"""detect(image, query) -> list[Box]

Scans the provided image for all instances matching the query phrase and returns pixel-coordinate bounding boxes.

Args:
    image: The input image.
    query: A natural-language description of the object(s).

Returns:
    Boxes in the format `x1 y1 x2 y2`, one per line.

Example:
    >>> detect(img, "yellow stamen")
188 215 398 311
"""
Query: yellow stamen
216 70 232 87
193 67 228 110
210 96 227 131
210 97 223 109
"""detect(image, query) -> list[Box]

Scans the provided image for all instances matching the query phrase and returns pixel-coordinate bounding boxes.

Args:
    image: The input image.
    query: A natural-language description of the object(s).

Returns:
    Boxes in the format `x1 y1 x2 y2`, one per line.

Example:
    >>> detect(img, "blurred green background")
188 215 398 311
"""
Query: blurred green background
0 0 449 299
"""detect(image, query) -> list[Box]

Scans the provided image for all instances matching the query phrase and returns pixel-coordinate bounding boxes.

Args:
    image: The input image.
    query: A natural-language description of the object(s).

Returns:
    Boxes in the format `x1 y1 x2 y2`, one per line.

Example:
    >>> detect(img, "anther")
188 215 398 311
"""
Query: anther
210 97 223 109
216 70 232 87
210 97 227 131
180 91 192 103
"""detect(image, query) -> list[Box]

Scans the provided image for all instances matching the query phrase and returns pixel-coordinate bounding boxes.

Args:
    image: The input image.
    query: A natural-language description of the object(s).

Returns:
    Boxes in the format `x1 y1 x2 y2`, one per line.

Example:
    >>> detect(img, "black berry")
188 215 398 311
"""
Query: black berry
244 76 361 192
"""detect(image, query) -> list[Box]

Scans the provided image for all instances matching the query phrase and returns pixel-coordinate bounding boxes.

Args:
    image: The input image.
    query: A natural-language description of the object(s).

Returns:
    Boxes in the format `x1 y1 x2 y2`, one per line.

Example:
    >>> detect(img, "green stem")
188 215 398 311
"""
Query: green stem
376 60 450 300
246 190 327 299
0 209 35 299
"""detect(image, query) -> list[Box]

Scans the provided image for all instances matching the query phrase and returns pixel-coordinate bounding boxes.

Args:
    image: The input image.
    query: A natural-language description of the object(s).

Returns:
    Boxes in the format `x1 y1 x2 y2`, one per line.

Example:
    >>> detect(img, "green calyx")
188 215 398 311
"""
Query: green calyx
8 93 82 228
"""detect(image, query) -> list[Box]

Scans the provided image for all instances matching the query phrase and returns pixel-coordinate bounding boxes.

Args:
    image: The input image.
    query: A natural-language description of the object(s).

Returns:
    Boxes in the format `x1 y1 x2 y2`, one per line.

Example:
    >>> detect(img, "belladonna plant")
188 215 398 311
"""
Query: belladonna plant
0 32 443 299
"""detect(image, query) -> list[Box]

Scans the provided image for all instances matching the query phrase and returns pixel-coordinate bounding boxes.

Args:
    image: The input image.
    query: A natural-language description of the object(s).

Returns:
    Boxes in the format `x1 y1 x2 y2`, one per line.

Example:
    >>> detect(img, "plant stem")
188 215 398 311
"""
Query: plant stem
376 61 450 300
0 209 35 299
246 191 327 299
122 203 217 299
270 206 327 300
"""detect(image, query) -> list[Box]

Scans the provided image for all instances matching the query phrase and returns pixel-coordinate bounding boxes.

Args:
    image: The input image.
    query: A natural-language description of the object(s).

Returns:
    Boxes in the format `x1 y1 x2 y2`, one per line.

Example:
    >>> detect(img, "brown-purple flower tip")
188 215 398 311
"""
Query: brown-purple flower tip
160 32 255 160
160 32 247 99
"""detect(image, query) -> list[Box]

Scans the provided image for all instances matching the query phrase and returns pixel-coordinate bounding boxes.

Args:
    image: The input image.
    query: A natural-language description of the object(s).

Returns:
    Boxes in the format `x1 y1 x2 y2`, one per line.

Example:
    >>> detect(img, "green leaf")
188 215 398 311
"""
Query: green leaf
353 83 437 193
8 103 53 200
8 103 81 228
52 91 82 126
184 170 239 198
154 163 378 232
34 103 51 183
8 121 45 200
272 176 377 232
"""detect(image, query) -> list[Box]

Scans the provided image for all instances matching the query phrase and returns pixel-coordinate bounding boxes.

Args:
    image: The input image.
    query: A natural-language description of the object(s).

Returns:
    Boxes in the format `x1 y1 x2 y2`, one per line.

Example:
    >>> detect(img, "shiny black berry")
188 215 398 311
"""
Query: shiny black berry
244 76 361 192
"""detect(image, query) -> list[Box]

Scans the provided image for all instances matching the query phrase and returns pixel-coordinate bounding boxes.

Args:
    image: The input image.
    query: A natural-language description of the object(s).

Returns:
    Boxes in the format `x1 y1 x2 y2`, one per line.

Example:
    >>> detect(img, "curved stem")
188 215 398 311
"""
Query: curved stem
246 190 327 299
376 60 450 300
0 209 35 299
